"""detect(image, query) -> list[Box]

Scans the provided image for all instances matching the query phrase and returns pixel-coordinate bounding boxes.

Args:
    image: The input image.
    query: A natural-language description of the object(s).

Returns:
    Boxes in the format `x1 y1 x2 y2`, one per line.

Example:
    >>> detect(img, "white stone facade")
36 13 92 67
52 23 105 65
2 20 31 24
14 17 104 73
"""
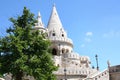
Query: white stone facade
34 5 110 80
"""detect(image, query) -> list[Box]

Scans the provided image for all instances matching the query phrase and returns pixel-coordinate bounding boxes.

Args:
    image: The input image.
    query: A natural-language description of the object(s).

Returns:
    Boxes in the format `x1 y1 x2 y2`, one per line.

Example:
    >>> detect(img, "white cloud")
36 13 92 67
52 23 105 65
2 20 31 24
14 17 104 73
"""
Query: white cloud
103 30 120 38
86 32 93 37
81 44 85 48
85 38 91 42
84 31 93 42
81 32 93 47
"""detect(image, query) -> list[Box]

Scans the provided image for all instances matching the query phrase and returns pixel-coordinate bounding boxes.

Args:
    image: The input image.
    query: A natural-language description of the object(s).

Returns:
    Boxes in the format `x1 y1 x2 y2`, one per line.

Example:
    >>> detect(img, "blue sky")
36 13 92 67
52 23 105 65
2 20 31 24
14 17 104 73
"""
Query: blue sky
0 0 120 70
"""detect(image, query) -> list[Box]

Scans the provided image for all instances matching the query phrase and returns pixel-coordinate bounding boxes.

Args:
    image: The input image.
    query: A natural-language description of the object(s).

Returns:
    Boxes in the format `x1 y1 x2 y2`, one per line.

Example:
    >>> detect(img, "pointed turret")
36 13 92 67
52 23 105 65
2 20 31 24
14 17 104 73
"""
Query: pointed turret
47 5 73 57
38 12 43 26
47 5 68 38
47 5 63 31
35 11 44 28
34 11 46 33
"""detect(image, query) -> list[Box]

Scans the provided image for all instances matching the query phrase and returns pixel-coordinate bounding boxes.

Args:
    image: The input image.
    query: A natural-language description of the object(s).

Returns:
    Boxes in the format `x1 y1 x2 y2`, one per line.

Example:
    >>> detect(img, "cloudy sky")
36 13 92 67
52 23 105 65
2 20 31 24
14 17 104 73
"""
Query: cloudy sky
0 0 120 70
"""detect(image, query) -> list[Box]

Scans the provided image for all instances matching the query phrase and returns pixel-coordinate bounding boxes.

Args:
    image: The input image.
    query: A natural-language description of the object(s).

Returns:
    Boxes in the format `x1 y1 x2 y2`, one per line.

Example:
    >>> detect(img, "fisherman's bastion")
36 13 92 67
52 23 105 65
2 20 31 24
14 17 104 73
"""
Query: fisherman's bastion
3 5 120 80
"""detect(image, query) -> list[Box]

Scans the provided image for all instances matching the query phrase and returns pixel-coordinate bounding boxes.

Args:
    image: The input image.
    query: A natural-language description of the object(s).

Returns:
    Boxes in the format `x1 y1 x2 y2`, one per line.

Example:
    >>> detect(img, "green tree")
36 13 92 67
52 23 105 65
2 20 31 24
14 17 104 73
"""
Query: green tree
0 7 57 80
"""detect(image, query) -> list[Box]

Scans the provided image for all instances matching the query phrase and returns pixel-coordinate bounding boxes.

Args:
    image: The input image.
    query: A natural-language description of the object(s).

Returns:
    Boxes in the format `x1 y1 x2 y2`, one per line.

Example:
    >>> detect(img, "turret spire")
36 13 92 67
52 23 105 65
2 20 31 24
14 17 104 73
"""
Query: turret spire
34 11 46 33
47 5 63 31
53 3 56 7
34 11 44 29
38 11 41 17
37 11 44 27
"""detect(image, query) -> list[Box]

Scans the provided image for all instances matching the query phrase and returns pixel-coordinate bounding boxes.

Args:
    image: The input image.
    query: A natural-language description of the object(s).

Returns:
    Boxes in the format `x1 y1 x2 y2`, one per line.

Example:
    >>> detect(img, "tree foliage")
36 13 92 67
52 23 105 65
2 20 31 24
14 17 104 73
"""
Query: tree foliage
0 7 57 80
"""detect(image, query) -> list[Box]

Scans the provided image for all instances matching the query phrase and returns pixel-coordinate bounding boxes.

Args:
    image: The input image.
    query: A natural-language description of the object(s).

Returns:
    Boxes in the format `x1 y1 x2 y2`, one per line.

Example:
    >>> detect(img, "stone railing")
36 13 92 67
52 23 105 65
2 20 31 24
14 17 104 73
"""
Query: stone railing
84 69 109 80
52 56 61 61
54 67 93 76
49 37 73 45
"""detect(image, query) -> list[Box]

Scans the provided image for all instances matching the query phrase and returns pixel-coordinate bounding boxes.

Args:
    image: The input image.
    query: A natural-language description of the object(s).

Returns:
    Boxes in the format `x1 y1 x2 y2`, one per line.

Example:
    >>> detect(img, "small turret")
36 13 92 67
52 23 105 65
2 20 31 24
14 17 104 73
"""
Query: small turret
37 12 44 27
34 11 46 33
107 60 110 68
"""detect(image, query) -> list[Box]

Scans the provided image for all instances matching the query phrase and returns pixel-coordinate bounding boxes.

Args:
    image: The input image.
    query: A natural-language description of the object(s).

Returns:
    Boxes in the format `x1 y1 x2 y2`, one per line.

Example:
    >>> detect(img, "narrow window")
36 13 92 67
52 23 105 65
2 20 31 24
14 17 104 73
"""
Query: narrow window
95 78 97 80
62 34 64 37
57 64 60 67
52 48 57 55
62 49 65 53
66 49 69 53
52 33 55 36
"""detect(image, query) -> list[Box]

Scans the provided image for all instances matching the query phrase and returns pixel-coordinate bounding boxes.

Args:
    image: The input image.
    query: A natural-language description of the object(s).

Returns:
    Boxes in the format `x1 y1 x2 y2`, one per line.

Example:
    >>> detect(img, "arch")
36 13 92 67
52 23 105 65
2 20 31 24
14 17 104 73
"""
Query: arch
52 33 55 36
57 64 60 67
52 48 57 55
62 34 64 37
95 78 97 80
79 71 81 74
66 49 69 53
62 48 65 54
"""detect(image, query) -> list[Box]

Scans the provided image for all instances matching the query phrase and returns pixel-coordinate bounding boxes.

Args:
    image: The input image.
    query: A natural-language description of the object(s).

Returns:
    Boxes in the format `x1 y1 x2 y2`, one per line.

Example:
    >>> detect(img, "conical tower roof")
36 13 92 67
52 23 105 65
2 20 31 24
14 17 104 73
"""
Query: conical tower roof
35 11 44 28
47 5 63 31
47 5 73 48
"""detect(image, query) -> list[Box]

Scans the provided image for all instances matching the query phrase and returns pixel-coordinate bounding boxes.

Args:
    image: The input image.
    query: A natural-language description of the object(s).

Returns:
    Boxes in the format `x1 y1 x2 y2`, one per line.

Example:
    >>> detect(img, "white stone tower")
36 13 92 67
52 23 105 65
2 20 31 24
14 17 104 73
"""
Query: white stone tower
33 5 110 80
47 5 73 67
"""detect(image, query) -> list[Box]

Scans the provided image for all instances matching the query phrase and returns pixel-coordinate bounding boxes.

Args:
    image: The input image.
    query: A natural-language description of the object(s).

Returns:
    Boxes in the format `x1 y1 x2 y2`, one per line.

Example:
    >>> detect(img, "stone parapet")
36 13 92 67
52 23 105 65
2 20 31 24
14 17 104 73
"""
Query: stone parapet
54 67 94 76
49 37 73 46
85 69 109 80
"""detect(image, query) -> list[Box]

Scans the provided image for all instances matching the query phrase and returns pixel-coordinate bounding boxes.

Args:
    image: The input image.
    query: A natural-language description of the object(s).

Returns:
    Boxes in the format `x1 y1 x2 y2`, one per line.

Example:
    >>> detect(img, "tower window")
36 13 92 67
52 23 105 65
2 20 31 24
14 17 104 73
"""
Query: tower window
62 49 65 53
52 33 55 36
57 64 60 67
66 49 69 53
62 34 64 37
52 48 57 55
95 78 97 80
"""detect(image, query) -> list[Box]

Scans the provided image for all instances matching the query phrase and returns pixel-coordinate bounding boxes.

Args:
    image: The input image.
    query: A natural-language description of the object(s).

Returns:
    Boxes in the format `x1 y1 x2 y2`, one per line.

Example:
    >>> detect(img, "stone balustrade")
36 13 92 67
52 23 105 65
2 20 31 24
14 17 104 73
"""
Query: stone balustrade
85 69 109 80
49 37 73 45
54 67 93 76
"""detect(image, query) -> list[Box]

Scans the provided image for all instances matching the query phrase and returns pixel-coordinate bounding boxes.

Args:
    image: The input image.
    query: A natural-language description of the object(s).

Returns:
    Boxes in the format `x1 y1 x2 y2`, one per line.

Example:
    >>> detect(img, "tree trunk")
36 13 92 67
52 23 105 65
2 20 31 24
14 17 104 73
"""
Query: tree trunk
15 71 23 80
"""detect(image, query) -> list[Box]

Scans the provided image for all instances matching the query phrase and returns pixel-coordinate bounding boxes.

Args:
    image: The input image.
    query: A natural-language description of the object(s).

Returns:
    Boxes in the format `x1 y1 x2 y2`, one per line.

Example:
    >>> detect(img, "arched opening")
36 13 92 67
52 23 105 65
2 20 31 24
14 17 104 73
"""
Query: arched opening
62 34 64 37
52 33 55 36
52 48 57 55
62 48 65 54
57 64 60 67
66 49 69 53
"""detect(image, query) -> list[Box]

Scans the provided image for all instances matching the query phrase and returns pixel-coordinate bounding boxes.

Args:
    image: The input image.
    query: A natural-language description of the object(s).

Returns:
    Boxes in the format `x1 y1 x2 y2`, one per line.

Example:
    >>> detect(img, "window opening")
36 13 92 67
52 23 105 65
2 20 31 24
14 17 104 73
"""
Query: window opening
52 48 57 55
52 33 55 36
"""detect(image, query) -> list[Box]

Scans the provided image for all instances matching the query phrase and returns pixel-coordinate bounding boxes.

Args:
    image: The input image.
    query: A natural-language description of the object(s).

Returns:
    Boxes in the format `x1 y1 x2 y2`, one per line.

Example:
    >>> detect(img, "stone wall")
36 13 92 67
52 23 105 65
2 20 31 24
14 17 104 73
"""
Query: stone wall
109 65 120 80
